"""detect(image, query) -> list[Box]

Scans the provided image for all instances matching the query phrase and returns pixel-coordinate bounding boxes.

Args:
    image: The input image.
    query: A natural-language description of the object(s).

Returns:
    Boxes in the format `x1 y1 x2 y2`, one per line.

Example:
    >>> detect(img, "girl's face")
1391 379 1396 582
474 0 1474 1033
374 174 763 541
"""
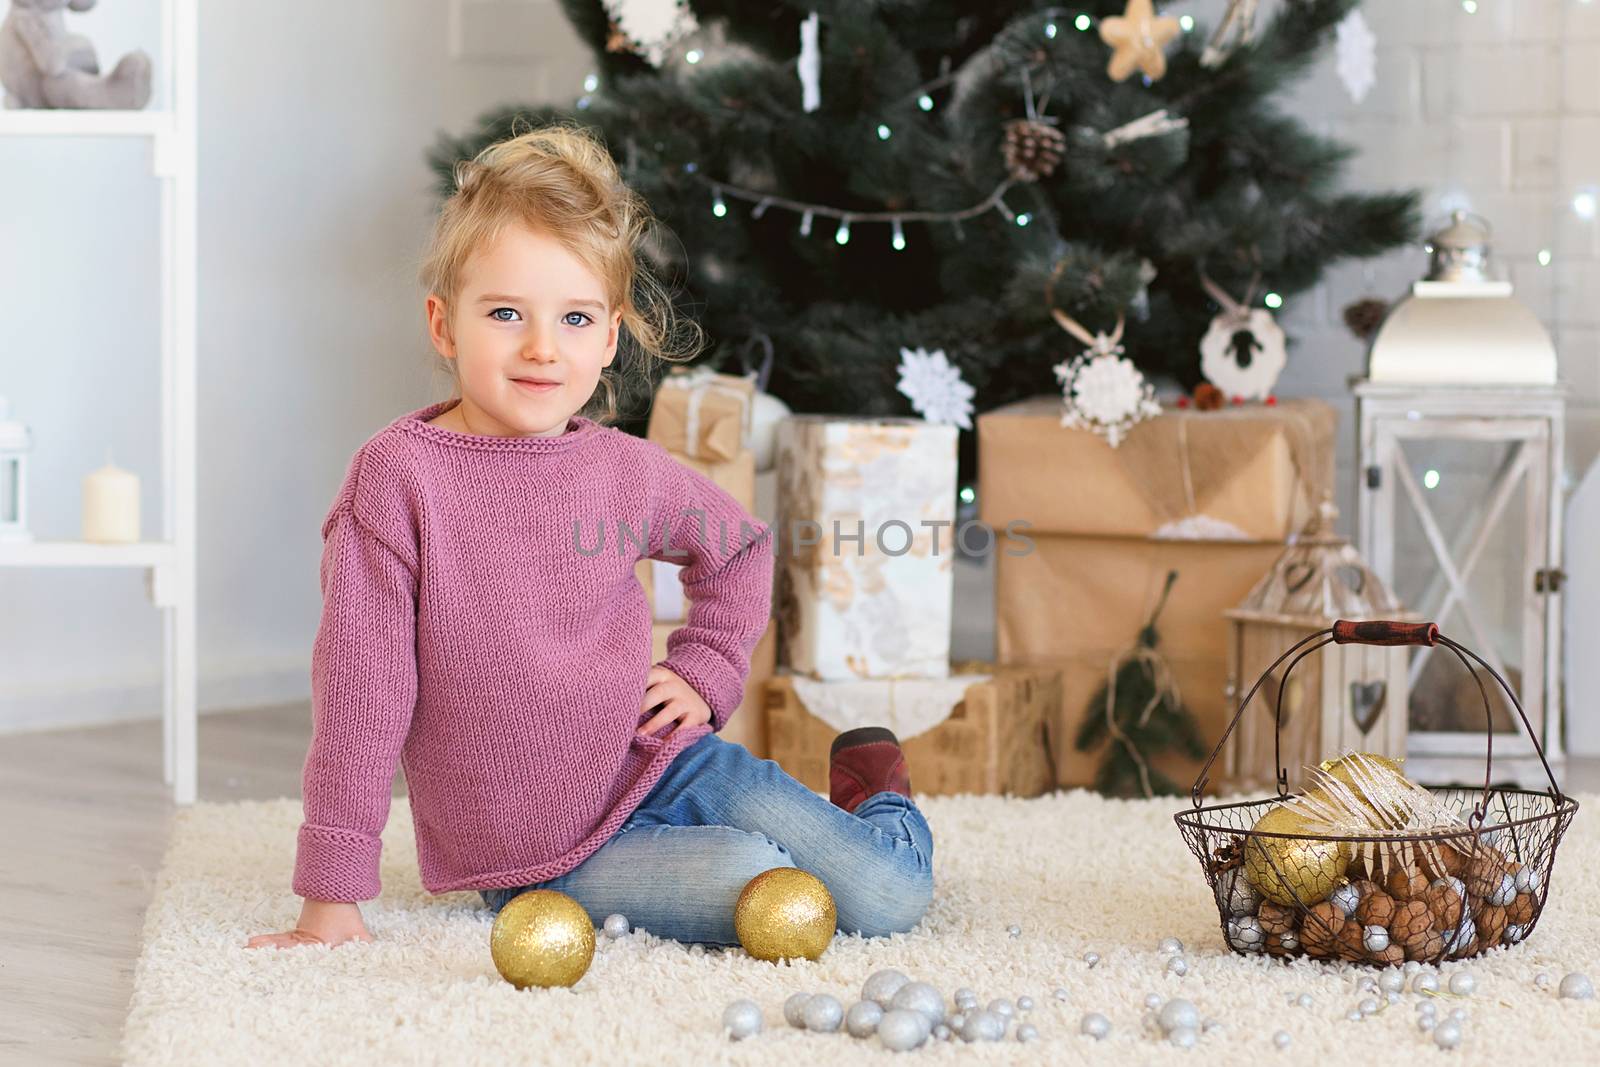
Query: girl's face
426 223 622 437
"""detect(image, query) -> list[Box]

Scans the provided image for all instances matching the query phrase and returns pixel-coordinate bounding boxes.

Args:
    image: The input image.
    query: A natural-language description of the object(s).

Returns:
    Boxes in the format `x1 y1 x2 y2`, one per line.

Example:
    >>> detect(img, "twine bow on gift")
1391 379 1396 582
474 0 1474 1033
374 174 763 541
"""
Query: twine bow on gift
658 366 756 461
1198 270 1261 332
1050 308 1127 358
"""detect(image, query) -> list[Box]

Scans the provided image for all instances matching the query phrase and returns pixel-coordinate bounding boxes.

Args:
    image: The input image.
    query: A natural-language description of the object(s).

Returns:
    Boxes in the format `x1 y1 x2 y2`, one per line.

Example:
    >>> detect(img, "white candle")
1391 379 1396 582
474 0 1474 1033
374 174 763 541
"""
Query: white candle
83 456 140 543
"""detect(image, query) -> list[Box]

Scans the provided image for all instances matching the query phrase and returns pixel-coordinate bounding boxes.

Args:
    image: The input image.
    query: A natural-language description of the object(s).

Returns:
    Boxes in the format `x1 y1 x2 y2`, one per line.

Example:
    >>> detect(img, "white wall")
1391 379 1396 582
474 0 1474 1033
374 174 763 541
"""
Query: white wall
0 0 584 731
3 0 1598 738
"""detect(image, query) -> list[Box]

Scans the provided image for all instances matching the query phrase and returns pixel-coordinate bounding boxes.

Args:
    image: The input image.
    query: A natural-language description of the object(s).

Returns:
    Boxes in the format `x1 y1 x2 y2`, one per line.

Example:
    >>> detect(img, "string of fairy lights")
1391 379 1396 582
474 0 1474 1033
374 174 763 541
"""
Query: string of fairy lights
577 8 1201 253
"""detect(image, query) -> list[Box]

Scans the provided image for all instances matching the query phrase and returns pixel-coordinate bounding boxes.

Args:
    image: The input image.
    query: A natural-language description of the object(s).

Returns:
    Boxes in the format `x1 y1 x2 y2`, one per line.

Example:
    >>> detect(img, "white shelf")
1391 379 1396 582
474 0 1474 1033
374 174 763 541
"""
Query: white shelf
0 108 174 138
0 539 174 568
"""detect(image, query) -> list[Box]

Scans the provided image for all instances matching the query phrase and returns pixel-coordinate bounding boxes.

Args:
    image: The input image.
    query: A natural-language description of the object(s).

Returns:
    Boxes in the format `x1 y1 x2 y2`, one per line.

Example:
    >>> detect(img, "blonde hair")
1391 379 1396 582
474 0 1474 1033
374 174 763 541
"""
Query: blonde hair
419 122 701 423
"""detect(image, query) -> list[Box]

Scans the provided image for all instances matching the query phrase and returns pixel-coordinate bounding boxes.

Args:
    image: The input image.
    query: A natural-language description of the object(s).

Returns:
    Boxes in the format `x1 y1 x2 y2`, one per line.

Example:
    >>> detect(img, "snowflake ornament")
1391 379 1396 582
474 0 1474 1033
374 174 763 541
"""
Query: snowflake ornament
1335 10 1376 104
1053 340 1161 448
896 346 975 429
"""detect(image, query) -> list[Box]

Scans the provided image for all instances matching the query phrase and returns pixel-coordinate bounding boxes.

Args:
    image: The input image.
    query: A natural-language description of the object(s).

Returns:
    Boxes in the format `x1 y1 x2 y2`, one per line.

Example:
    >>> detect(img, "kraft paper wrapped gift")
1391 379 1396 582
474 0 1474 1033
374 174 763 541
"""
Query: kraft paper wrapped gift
646 366 756 463
977 397 1336 789
978 396 1336 541
763 664 1060 797
637 448 759 621
652 617 777 757
774 416 958 681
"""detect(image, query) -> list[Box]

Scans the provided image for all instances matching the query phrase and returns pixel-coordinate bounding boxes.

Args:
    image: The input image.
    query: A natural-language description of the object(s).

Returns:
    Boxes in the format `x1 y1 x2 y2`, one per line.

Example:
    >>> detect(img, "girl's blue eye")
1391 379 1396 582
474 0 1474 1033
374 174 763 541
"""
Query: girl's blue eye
564 311 593 327
490 307 520 322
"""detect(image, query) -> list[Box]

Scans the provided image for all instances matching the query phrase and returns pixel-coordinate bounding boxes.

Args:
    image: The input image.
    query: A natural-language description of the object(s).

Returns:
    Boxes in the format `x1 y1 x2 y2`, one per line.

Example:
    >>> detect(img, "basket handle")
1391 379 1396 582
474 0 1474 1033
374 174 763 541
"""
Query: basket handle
1190 620 1564 818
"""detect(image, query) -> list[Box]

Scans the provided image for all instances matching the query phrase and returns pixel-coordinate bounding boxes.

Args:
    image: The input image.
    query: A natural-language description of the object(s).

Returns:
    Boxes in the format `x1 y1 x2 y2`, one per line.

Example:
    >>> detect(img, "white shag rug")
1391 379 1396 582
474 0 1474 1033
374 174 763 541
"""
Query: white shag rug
123 791 1600 1065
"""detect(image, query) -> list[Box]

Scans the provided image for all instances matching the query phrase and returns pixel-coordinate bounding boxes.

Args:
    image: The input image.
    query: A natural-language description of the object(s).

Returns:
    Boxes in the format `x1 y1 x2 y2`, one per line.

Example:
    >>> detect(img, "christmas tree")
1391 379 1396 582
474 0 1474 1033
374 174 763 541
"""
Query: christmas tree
431 0 1417 473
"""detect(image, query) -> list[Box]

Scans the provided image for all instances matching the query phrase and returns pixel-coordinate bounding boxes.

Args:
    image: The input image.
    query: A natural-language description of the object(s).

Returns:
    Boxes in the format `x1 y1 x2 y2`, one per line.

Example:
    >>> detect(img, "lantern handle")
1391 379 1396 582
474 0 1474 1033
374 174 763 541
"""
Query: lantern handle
1190 621 1564 813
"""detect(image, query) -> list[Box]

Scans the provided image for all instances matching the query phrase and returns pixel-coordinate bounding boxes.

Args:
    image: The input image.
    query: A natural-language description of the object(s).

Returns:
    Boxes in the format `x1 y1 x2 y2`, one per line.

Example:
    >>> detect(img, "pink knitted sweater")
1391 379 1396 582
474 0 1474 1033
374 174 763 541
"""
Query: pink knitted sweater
292 399 774 902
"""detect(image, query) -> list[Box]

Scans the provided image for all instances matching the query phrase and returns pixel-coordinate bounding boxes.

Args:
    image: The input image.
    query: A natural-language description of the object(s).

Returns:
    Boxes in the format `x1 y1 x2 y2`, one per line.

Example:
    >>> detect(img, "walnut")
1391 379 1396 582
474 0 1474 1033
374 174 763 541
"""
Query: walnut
1265 930 1301 957
1350 878 1381 900
1355 890 1396 928
1404 925 1445 962
1390 899 1441 961
1370 942 1405 966
1475 904 1508 947
1507 892 1536 926
1424 883 1464 930
1258 901 1296 937
1300 901 1344 959
1422 842 1467 880
1386 866 1428 901
1336 921 1368 961
1466 851 1513 899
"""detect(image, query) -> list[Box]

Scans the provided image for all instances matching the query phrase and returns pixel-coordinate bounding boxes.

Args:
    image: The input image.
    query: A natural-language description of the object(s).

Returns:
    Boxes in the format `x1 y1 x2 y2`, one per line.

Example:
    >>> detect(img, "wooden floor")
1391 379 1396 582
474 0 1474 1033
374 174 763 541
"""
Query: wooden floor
5 700 1597 1067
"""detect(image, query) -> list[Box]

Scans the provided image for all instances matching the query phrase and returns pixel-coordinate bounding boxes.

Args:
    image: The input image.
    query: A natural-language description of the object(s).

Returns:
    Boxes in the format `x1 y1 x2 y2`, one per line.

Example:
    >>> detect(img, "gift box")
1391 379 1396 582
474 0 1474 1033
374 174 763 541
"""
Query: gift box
978 396 1336 541
977 396 1337 790
763 663 1060 796
637 448 758 621
646 366 756 463
653 617 777 757
774 416 958 681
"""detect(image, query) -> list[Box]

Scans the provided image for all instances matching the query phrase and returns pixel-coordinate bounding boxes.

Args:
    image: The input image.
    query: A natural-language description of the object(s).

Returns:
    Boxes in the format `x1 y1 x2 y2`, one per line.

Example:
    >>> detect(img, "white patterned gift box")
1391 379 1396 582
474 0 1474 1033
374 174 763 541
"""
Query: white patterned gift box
774 416 957 681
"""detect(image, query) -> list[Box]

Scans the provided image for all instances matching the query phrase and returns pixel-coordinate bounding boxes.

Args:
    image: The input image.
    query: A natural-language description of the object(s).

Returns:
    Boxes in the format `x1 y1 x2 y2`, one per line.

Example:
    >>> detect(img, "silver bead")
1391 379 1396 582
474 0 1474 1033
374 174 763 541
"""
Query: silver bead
1222 869 1263 917
1227 915 1266 953
1405 961 1422 974
986 998 1014 1018
1446 915 1477 957
1296 993 1313 1009
933 1024 952 1042
1158 998 1200 1033
802 994 843 1033
1158 936 1185 955
1080 1012 1111 1040
1169 1027 1197 1048
953 986 976 1004
1017 996 1034 1012
948 1012 966 1033
1386 991 1402 1005
1273 1030 1292 1049
1448 973 1476 996
862 969 910 1008
877 1009 930 1051
1379 970 1405 994
1515 865 1543 895
1145 993 1164 1010
1083 950 1101 967
1505 923 1529 944
1363 925 1390 953
1359 997 1380 1016
1560 972 1596 1000
602 913 629 939
721 1000 763 1041
961 1010 1006 1043
846 1000 885 1038
1433 1020 1463 1050
1166 955 1190 977
1054 988 1070 1002
1330 882 1361 918
1449 1007 1468 1023
1413 973 1440 995
1418 1015 1435 1032
1357 977 1378 994
1008 923 1023 938
1346 1009 1363 1022
1488 872 1517 908
1017 1023 1039 1043
783 993 812 1029
1535 972 1552 989
890 982 945 1026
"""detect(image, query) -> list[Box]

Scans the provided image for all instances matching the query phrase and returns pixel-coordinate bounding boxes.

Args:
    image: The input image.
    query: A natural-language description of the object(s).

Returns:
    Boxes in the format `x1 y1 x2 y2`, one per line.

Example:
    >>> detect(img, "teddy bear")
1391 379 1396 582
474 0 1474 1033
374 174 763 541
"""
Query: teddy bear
0 0 151 110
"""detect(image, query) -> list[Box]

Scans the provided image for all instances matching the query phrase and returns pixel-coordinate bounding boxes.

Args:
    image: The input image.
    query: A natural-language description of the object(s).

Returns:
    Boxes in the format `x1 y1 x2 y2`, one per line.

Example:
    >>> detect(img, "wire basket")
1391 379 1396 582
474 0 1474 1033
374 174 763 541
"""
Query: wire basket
1174 620 1578 964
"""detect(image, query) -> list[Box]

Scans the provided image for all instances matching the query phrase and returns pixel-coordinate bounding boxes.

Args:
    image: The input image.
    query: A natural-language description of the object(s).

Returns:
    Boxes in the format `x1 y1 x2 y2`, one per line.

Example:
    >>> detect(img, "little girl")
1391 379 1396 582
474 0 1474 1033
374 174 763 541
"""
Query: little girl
247 125 934 951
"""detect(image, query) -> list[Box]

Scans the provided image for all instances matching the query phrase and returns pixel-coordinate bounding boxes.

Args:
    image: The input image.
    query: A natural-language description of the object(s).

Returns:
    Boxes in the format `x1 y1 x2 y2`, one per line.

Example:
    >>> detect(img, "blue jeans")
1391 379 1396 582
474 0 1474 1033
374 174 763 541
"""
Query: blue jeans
478 733 935 945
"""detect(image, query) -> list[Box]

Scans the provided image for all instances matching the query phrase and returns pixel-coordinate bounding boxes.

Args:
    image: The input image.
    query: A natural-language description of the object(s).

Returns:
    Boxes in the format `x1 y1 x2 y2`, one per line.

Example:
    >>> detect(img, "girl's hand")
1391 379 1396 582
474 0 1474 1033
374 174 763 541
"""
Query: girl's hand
245 899 373 949
639 666 712 737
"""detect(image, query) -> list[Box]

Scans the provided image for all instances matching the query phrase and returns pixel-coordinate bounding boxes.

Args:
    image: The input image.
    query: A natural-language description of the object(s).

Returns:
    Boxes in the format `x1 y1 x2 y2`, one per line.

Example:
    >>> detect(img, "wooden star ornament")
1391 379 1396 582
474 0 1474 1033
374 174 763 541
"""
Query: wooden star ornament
1099 0 1182 83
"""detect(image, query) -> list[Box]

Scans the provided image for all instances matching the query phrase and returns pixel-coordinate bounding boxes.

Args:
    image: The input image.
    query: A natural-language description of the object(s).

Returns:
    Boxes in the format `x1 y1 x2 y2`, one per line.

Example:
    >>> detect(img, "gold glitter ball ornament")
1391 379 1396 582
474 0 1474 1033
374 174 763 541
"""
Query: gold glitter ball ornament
734 868 837 962
489 889 595 989
1244 803 1352 907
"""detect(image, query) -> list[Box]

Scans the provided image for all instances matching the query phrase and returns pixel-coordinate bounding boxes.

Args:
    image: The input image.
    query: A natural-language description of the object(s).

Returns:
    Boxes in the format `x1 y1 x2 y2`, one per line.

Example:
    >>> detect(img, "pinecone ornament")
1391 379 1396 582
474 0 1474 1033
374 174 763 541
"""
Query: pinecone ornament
1002 118 1066 181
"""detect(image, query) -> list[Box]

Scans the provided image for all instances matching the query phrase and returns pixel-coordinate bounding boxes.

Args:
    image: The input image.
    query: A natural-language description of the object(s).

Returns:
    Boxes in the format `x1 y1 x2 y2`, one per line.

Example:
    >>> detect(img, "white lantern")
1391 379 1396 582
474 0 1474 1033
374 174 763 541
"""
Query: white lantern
1355 213 1564 787
0 394 32 543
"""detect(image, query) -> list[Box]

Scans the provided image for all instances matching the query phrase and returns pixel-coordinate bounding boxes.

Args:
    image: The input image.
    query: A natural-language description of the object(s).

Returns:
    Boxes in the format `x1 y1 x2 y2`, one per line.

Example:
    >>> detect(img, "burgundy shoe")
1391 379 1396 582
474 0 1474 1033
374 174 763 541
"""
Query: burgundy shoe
829 727 912 813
